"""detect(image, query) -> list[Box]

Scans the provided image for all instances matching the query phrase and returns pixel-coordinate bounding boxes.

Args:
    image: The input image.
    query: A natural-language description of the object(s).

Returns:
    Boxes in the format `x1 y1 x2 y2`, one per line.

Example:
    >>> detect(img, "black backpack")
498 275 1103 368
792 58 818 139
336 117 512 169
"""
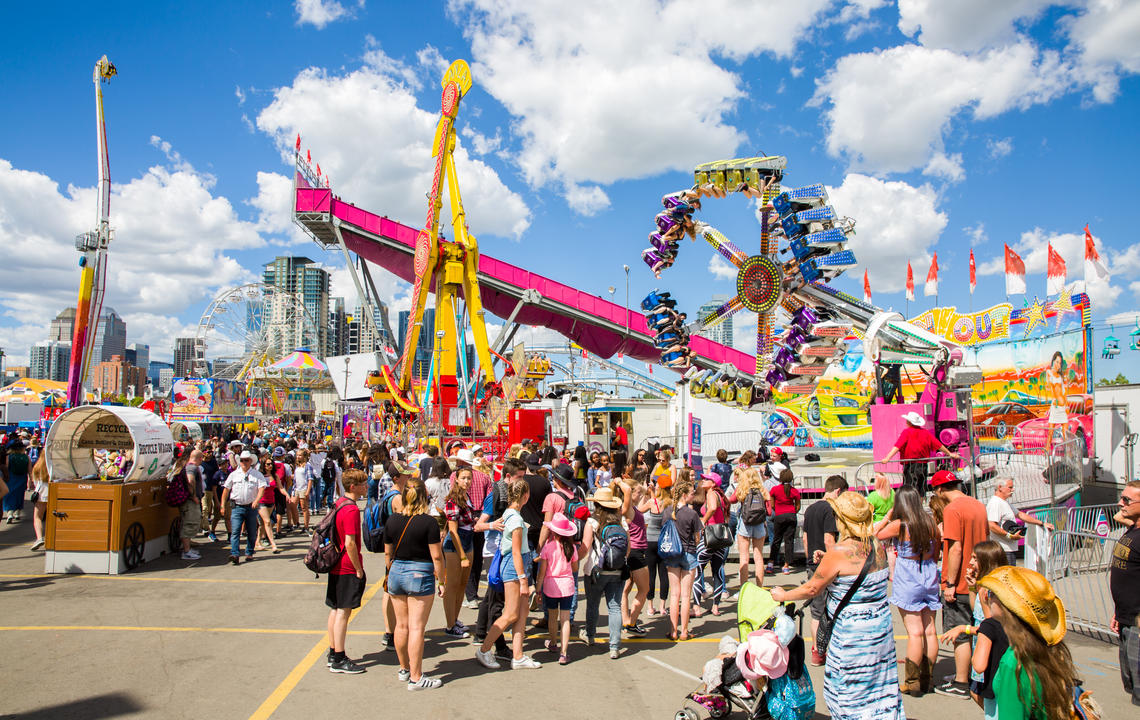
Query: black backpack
741 488 768 525
304 502 347 576
321 458 338 484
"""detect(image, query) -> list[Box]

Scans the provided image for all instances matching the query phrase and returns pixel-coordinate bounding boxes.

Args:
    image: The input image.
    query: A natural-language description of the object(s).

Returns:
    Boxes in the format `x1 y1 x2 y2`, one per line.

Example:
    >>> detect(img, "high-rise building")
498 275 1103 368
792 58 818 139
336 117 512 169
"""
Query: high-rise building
124 343 149 373
262 256 330 357
90 308 127 368
29 341 71 382
172 337 198 377
49 307 77 343
328 297 348 356
397 308 436 380
158 367 174 392
92 355 148 398
348 303 395 356
696 294 734 348
148 360 173 386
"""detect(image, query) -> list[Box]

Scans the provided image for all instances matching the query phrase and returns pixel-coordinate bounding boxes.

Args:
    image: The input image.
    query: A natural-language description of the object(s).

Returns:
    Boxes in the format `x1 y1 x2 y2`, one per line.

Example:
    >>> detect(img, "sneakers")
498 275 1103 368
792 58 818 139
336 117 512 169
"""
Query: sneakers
934 680 971 698
181 549 201 560
397 668 410 682
623 623 648 636
382 632 394 651
475 648 501 669
329 657 366 674
609 648 624 659
444 623 469 639
327 649 335 667
511 654 542 670
30 538 45 551
208 532 218 542
407 675 442 691
462 598 480 609
809 646 825 667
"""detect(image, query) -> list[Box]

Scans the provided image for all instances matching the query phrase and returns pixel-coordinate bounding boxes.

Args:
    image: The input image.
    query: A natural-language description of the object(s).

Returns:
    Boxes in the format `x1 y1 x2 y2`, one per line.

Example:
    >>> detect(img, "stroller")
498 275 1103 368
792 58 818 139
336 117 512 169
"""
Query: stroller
674 585 815 720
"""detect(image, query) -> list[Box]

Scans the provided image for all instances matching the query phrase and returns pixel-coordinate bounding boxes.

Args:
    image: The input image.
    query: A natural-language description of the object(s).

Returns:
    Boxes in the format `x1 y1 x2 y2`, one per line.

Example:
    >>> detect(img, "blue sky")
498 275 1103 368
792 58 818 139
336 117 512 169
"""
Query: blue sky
2 0 1138 383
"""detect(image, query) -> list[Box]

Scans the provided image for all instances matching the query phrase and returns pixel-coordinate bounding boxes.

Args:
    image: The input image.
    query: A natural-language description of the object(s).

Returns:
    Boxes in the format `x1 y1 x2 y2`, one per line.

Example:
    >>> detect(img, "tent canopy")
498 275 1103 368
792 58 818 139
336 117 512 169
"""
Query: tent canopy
45 406 175 483
269 349 328 372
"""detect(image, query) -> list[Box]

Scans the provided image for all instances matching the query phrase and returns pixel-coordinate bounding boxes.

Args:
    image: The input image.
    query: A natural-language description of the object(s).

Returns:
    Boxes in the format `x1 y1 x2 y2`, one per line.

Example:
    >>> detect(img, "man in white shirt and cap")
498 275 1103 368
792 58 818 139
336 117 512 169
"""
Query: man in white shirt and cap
220 450 268 564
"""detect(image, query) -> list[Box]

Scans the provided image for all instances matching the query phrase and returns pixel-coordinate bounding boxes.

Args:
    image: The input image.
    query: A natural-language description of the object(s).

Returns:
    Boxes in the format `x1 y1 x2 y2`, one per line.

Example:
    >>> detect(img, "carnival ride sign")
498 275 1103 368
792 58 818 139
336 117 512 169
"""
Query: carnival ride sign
909 304 1013 346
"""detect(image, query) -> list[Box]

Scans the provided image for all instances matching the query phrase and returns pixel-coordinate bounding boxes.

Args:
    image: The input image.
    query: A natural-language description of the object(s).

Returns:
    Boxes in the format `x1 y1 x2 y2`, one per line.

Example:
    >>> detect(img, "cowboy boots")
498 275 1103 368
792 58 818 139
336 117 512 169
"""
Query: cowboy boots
919 657 934 693
901 659 922 696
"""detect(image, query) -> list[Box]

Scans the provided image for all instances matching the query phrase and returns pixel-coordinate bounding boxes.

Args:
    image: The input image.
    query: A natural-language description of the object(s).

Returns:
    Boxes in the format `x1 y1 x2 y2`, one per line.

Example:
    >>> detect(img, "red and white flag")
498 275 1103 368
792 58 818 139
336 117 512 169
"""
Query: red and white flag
1005 244 1026 295
863 270 872 304
1084 225 1109 281
905 262 915 301
969 249 977 295
295 133 301 151
924 253 939 297
1047 242 1067 296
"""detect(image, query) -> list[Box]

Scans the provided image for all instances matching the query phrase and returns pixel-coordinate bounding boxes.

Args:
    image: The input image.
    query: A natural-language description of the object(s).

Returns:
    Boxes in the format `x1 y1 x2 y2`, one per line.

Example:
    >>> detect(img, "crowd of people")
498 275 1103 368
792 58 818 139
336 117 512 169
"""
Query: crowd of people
3 422 1137 716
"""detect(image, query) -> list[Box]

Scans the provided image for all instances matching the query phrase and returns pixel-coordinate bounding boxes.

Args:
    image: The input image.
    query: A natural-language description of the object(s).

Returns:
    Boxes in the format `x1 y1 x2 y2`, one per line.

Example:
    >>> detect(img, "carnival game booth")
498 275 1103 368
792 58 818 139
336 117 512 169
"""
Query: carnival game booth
43 405 178 574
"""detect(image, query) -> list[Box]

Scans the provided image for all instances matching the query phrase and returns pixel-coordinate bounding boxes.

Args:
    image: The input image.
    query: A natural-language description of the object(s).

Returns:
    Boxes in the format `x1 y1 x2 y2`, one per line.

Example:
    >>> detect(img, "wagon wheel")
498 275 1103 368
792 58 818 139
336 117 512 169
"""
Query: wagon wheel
168 516 182 553
123 522 145 571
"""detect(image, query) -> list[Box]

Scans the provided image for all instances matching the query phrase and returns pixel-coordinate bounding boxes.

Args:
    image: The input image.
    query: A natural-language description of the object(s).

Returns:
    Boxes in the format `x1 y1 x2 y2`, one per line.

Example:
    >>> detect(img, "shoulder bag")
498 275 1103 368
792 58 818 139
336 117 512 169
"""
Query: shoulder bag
382 515 412 592
814 549 874 656
701 488 733 552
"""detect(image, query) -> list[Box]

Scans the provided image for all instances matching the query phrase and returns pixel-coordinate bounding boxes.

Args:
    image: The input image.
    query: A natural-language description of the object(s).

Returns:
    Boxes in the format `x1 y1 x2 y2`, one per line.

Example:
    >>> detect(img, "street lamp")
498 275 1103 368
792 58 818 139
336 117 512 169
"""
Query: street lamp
623 265 630 338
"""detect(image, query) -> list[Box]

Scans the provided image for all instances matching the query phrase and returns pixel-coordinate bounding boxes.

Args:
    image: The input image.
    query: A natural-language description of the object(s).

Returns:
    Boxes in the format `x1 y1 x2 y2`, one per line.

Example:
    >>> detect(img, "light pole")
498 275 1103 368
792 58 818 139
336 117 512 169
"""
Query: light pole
623 264 630 340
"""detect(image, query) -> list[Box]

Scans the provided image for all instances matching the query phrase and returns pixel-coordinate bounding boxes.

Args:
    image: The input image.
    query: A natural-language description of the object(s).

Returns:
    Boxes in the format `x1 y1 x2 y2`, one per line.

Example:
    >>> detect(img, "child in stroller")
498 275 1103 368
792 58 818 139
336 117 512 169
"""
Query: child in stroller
675 585 815 720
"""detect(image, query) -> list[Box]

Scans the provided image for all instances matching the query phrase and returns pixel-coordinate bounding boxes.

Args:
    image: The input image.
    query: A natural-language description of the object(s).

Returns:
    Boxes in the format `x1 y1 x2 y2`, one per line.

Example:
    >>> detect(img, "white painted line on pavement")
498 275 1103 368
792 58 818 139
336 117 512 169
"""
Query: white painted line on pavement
643 654 702 682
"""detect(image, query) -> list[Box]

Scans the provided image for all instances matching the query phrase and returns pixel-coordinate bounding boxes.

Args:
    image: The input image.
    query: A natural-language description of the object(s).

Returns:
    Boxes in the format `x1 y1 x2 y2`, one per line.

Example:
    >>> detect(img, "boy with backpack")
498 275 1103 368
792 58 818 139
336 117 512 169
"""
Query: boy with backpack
323 469 368 674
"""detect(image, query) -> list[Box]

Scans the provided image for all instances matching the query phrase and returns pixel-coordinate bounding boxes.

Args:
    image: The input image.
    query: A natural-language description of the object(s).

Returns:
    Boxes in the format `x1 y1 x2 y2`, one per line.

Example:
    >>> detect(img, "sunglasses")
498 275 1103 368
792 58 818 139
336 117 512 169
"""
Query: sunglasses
1121 495 1138 506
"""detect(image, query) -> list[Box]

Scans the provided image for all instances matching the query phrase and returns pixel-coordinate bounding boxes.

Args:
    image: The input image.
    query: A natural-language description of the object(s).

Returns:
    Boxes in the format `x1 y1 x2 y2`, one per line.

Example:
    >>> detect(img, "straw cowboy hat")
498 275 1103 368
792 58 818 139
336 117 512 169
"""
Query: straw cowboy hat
735 629 789 682
826 491 874 540
901 411 926 427
586 486 621 509
978 566 1067 646
543 511 577 537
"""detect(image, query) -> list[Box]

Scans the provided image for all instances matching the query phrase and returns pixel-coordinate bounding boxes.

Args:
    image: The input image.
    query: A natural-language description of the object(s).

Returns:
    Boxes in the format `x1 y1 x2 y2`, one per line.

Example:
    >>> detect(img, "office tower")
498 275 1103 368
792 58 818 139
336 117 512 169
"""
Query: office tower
696 294 734 348
262 256 330 357
172 337 198 377
29 341 71 382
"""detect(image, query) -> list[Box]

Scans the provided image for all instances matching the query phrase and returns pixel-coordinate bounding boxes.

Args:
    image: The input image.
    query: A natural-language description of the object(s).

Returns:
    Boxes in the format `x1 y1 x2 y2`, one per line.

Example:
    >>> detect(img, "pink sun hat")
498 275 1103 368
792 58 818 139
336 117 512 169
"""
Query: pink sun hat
735 629 789 681
543 511 577 537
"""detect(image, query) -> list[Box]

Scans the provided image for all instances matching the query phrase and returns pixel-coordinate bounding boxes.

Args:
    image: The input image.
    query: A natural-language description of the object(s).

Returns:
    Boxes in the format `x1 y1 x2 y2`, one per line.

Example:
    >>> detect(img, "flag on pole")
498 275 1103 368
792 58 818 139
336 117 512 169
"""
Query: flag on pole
1084 225 1110 281
905 262 915 301
1005 244 1026 295
863 270 872 304
306 149 311 163
295 134 301 151
1047 242 1067 296
924 253 939 297
969 249 977 295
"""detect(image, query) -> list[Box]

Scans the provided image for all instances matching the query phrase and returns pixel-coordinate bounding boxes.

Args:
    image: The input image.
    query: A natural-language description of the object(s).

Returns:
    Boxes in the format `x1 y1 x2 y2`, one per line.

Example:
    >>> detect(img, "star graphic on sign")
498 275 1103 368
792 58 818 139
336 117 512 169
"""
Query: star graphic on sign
1023 297 1047 337
1050 286 1075 329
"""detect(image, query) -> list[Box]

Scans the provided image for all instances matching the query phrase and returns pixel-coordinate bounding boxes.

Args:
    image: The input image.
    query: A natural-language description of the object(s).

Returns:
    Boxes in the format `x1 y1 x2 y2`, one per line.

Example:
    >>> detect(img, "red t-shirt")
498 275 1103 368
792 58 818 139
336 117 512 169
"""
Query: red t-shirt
615 426 628 445
333 498 362 575
769 484 800 516
893 426 939 460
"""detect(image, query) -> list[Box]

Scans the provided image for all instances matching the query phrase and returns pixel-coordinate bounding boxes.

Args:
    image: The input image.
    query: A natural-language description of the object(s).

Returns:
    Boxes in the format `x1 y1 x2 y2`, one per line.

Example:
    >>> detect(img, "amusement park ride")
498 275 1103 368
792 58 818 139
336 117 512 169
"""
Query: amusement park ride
294 59 983 460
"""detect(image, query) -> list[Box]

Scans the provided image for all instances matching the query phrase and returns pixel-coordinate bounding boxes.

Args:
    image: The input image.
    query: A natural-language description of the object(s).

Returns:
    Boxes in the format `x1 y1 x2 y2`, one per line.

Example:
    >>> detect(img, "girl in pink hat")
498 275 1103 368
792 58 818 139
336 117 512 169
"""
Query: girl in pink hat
536 512 580 665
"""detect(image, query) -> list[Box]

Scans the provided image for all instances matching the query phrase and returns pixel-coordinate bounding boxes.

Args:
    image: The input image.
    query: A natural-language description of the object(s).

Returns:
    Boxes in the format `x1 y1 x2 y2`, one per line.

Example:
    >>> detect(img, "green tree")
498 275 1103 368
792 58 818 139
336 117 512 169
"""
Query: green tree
1095 373 1131 386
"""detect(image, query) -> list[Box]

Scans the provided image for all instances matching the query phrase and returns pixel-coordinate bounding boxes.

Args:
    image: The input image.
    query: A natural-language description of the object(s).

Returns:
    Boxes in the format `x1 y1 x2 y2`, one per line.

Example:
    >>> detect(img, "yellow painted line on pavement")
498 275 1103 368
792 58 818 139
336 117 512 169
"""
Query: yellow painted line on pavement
0 625 325 636
0 573 321 587
248 580 384 720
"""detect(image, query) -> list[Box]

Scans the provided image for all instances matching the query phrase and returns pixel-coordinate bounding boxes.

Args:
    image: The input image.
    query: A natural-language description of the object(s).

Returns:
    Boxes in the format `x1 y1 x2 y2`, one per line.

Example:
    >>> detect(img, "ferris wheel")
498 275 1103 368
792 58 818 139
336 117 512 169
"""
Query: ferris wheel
194 283 319 380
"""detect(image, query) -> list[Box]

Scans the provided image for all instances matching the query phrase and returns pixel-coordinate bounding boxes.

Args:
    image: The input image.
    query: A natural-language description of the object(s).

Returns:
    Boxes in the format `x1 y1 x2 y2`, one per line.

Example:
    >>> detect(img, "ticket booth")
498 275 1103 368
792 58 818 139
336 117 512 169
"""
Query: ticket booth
43 406 177 574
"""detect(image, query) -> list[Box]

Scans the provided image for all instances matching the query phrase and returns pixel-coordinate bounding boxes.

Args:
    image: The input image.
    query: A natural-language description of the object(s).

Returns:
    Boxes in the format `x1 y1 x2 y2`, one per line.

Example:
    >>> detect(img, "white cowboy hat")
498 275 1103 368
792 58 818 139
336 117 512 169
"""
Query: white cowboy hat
901 411 926 427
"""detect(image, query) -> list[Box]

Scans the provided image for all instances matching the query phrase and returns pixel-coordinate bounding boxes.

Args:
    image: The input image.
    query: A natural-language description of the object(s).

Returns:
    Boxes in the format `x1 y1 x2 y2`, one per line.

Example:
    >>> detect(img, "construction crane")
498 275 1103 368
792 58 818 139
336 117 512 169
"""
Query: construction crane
66 55 117 407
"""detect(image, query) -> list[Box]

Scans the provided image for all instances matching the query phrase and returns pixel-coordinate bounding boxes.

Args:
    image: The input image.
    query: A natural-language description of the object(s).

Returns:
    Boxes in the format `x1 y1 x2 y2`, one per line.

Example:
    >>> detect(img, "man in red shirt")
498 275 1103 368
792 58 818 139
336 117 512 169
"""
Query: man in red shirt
326 469 368 674
612 421 629 453
879 411 959 496
931 469 987 699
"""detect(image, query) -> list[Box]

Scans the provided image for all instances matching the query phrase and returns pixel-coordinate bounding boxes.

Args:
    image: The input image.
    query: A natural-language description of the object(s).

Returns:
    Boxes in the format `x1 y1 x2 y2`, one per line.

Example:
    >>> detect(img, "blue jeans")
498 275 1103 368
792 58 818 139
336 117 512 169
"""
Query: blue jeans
366 477 378 502
584 572 623 650
229 504 257 557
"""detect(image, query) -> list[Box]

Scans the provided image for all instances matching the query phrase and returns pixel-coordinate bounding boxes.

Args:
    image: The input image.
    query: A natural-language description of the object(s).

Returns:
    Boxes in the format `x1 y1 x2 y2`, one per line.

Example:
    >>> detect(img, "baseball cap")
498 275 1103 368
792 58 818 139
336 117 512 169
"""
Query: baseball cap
272 447 285 457
386 460 412 477
930 469 958 487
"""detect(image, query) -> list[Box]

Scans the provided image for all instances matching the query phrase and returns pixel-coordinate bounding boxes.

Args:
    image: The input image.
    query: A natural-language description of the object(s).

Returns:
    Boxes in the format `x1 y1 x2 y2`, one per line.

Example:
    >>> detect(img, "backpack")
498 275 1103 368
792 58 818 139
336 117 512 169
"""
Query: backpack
490 480 509 518
766 662 815 720
361 488 399 553
559 488 589 542
1071 683 1103 720
593 522 629 573
164 471 191 507
741 488 768 525
304 502 347 576
487 544 504 590
657 515 684 559
321 458 338 484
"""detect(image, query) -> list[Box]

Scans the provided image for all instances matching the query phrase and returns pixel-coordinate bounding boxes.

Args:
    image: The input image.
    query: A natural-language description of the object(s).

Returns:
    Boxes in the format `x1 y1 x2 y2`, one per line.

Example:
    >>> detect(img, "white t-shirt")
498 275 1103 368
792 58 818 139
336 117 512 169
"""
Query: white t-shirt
425 476 450 517
986 495 1018 552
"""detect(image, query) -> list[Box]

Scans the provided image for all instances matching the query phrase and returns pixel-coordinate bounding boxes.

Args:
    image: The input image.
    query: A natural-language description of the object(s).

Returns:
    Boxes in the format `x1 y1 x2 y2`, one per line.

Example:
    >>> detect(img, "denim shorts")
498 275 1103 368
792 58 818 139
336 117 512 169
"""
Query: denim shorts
737 521 767 540
663 551 699 571
543 593 573 611
500 550 534 583
386 559 435 597
442 527 474 554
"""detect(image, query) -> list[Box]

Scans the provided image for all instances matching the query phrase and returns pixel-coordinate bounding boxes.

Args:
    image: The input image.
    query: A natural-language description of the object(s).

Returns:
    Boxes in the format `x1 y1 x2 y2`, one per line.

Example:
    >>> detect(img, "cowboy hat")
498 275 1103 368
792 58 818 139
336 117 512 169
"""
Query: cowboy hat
978 566 1066 646
901 411 926 427
586 486 621 509
826 491 874 541
451 448 476 466
543 511 577 537
735 629 789 681
552 463 575 485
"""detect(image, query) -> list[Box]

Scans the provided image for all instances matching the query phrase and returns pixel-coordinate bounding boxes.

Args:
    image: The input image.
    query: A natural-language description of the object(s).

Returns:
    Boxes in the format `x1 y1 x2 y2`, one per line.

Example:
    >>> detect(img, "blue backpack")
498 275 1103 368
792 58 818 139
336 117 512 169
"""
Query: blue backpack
657 515 684 559
487 544 504 590
594 522 629 572
766 667 815 720
362 489 399 553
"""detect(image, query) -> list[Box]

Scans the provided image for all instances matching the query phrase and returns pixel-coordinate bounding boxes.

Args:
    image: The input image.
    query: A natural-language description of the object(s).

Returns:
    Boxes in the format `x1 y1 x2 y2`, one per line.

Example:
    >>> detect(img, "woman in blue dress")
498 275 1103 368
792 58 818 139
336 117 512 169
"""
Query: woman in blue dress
772 491 905 720
3 440 30 523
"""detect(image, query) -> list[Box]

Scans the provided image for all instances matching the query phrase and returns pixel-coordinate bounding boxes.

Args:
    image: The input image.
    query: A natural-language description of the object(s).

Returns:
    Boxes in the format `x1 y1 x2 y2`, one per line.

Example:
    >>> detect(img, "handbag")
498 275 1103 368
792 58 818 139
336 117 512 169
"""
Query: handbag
382 516 412 592
814 549 873 655
703 522 732 552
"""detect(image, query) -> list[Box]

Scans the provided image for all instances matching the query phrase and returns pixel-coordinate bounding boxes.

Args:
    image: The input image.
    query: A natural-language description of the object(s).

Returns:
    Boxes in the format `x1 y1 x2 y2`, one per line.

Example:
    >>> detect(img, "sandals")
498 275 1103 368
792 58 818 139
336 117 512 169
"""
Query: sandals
558 654 569 665
669 630 679 641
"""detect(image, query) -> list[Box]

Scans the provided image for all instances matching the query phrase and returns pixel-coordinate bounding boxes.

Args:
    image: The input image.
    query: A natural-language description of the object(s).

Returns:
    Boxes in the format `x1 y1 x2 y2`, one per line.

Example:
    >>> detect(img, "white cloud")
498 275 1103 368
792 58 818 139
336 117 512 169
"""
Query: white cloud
965 222 988 245
563 184 611 216
460 125 502 157
294 0 355 29
897 0 1053 51
708 255 737 280
812 42 1074 175
827 173 948 293
256 45 532 239
0 154 262 360
247 171 310 245
988 137 1014 158
923 151 965 182
449 0 832 206
1065 0 1140 101
234 86 246 106
1105 309 1140 326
